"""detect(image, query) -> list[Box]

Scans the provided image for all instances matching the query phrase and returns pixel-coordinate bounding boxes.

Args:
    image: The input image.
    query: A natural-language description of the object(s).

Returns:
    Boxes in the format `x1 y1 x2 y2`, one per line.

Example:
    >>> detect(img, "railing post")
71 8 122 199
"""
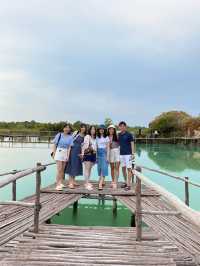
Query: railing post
12 180 16 201
185 177 189 206
135 167 142 241
11 169 17 201
34 162 42 234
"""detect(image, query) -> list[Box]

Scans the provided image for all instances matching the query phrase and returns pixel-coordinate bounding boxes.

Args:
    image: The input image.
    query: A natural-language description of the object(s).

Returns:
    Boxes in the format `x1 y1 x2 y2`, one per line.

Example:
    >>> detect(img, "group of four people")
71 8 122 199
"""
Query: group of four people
52 121 135 191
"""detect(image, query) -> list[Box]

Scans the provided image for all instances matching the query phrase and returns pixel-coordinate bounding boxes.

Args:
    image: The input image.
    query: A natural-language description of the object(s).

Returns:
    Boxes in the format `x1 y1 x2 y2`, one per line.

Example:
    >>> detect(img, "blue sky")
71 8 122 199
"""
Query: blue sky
0 0 200 126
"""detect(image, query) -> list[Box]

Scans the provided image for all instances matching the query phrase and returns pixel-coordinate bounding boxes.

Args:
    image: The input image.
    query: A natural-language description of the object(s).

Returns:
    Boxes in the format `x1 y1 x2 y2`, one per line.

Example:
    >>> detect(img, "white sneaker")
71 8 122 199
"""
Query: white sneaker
55 185 63 191
85 183 93 191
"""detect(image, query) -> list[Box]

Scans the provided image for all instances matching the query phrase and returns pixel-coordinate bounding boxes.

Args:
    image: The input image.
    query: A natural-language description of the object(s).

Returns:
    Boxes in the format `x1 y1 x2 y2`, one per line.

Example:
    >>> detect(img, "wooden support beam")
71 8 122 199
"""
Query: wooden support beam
33 162 42 234
112 198 117 214
73 200 78 210
135 172 142 241
185 176 189 206
12 180 16 201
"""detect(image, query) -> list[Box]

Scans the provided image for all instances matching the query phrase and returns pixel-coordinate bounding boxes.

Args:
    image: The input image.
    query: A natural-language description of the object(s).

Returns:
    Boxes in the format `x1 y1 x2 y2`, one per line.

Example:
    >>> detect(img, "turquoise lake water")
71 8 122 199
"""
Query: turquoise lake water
0 142 199 217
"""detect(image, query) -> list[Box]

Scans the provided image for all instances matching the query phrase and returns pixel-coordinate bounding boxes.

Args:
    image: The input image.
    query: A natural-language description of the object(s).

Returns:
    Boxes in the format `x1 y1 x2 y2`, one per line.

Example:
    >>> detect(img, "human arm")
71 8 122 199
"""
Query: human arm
129 133 135 158
66 136 73 161
51 133 60 158
66 147 71 161
106 137 110 162
81 135 90 156
131 141 135 155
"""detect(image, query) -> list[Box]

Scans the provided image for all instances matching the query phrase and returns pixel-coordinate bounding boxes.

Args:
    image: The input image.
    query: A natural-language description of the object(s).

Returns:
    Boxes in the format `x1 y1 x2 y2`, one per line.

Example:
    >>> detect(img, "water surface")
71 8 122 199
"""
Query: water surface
0 142 199 214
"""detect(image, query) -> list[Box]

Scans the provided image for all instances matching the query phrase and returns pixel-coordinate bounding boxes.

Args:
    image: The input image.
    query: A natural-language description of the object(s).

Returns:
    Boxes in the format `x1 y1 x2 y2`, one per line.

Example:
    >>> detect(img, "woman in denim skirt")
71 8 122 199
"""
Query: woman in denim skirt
96 125 110 190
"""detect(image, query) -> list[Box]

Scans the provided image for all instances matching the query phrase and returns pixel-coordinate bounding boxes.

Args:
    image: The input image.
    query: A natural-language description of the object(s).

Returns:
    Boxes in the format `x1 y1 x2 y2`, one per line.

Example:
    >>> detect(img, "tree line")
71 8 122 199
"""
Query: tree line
0 111 200 137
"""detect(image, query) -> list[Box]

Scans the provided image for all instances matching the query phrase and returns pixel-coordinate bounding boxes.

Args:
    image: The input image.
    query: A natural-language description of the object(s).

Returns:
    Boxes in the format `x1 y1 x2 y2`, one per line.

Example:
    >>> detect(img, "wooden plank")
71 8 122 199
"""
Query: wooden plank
41 181 160 197
0 224 187 266
0 193 82 246
0 201 35 208
117 195 200 261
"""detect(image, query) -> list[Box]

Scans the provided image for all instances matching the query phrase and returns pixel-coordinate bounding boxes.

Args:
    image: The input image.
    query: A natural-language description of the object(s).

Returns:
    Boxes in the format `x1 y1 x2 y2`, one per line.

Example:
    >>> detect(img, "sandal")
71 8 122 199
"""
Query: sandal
85 183 93 191
74 182 79 187
68 183 75 189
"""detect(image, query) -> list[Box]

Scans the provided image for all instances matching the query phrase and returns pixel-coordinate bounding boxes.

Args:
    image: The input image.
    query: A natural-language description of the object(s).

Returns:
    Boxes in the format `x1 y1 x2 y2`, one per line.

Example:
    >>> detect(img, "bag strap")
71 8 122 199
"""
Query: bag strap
56 133 62 148
72 131 80 142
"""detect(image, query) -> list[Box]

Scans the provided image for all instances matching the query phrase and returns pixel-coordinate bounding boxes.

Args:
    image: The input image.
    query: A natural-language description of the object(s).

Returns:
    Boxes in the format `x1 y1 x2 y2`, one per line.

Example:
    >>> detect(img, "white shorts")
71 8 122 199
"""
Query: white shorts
120 155 132 168
109 148 120 163
54 148 68 162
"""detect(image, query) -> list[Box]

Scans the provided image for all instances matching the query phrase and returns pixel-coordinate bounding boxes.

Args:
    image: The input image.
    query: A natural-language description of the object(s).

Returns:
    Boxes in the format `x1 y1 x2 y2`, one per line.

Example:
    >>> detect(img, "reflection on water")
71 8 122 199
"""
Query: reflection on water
51 199 133 227
136 144 200 172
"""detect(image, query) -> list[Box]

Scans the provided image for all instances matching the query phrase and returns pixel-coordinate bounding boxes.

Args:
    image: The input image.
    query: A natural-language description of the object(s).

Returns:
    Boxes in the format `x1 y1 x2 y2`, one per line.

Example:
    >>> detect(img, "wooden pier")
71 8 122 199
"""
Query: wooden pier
0 163 200 265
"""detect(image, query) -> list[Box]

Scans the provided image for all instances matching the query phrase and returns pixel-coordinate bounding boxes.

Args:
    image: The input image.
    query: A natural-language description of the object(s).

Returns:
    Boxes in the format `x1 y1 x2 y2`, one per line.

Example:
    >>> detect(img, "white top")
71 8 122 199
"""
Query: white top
82 135 97 152
97 136 110 149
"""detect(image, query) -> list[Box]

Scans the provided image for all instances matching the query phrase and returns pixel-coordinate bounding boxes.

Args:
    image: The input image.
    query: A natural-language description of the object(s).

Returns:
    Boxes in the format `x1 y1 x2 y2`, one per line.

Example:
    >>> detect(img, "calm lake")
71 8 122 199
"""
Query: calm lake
0 143 200 226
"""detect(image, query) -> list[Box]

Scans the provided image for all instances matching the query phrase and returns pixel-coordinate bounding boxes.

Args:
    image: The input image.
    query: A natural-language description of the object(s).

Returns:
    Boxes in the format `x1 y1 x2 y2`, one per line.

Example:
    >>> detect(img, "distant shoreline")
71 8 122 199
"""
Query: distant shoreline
1 135 200 146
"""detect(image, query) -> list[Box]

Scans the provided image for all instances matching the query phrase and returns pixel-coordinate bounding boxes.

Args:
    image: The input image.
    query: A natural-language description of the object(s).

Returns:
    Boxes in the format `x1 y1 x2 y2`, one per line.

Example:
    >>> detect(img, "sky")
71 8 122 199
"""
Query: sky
0 0 200 126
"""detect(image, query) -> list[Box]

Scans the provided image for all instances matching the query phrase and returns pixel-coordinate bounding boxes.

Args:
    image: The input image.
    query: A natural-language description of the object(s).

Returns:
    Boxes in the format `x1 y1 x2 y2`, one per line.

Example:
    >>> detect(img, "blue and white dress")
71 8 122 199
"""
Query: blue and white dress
53 133 73 162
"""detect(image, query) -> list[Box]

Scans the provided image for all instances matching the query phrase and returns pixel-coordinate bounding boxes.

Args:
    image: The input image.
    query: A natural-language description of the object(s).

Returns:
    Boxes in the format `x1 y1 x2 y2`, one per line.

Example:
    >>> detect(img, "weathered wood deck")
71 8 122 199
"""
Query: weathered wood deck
0 192 82 246
0 224 195 265
0 180 200 265
41 181 160 196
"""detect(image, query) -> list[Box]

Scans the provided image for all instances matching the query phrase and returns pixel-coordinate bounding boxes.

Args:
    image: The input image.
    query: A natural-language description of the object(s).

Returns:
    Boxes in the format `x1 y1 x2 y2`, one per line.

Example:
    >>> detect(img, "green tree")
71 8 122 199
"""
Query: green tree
149 111 191 137
104 118 113 128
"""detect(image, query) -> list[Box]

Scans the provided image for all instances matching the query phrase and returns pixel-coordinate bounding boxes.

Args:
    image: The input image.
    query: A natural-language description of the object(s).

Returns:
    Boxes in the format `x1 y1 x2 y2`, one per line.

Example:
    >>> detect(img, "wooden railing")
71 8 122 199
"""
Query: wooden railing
0 162 56 233
137 165 200 207
134 166 200 241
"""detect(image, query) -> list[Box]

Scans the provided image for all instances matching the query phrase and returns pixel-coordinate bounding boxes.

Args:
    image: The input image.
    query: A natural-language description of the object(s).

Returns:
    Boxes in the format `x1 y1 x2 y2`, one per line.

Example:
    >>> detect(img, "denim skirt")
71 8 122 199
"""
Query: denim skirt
97 148 108 177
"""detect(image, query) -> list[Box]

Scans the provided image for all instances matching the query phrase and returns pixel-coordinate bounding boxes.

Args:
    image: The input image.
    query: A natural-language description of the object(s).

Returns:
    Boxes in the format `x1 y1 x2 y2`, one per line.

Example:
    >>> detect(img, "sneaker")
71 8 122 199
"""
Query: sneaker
85 183 93 191
124 185 131 191
120 183 127 188
68 183 75 189
60 183 67 188
55 185 63 191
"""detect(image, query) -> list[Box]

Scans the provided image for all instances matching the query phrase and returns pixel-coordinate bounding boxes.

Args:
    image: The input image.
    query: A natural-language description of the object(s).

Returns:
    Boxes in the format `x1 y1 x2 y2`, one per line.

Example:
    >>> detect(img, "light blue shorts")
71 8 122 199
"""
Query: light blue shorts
97 148 109 177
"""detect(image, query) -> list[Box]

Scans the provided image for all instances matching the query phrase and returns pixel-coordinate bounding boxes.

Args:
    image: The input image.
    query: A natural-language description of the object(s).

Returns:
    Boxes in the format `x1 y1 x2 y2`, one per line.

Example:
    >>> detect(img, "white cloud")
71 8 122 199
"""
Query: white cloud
0 0 199 125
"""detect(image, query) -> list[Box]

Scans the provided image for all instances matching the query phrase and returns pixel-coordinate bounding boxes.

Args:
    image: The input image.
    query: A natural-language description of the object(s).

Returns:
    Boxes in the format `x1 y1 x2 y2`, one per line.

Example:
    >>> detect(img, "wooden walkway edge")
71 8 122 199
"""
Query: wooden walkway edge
0 193 82 246
0 225 195 266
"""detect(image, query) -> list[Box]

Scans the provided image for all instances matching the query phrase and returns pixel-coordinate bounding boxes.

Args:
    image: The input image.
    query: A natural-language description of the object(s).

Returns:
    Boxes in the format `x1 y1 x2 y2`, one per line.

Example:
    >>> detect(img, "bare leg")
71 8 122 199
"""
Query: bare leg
110 163 115 183
84 162 93 185
127 168 132 187
56 161 63 187
98 176 104 190
122 166 127 182
68 176 72 185
72 177 79 186
115 161 120 184
61 162 66 184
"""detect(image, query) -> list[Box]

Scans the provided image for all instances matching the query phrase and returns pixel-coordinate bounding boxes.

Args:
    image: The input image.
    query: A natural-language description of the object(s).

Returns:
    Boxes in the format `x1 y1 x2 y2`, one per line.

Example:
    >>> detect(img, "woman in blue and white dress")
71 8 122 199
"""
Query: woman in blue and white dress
52 124 73 191
65 124 87 189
